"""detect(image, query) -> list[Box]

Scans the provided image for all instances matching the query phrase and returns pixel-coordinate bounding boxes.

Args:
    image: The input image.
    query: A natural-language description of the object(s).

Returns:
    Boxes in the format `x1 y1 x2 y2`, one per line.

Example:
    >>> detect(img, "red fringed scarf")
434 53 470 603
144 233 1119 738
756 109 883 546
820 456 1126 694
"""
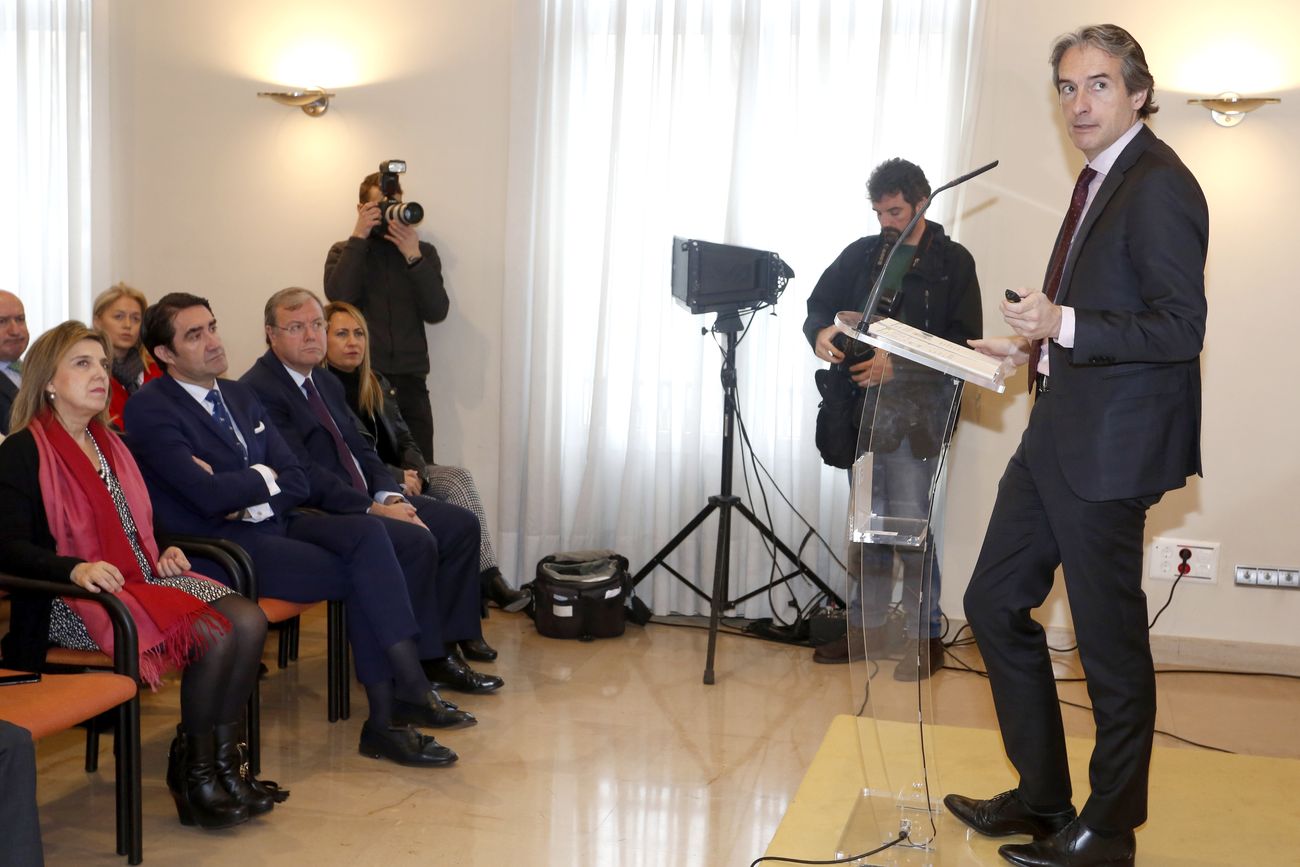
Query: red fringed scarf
30 413 230 688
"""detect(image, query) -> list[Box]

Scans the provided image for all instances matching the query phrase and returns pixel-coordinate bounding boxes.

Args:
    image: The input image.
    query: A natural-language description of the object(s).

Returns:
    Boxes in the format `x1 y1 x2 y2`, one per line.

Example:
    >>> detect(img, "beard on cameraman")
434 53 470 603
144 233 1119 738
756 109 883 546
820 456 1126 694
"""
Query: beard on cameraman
324 172 448 464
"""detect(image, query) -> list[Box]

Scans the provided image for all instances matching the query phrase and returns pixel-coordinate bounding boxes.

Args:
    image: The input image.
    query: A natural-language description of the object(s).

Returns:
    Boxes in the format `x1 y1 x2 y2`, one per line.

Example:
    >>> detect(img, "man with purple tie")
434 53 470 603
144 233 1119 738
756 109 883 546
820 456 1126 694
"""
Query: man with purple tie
946 24 1208 867
241 287 501 694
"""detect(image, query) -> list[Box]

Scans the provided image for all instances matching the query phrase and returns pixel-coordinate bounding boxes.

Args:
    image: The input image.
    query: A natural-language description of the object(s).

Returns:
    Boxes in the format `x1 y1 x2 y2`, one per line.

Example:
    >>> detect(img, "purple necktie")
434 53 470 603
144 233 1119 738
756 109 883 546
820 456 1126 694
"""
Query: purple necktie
302 377 367 493
1031 164 1097 391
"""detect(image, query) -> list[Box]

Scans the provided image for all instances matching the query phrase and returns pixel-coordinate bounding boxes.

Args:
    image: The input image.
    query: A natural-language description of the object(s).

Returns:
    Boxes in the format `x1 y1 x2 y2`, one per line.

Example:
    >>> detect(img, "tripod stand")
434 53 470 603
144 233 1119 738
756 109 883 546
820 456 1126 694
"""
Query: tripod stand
631 310 843 684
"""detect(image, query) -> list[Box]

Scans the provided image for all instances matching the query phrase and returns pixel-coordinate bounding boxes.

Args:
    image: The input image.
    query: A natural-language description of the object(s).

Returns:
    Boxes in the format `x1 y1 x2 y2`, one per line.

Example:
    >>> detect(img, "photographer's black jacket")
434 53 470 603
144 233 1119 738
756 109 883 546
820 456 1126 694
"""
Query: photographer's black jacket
803 221 982 349
324 236 449 376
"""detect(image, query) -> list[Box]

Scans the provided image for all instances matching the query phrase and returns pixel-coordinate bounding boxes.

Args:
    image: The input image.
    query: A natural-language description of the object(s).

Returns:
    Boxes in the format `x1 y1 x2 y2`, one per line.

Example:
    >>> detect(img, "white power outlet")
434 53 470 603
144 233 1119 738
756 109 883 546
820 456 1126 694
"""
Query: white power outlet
1148 538 1218 583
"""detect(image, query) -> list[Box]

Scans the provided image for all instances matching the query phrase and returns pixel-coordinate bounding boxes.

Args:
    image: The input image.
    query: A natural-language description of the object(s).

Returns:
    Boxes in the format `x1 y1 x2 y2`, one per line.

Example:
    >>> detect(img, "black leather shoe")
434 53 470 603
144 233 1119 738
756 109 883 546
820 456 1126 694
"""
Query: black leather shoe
945 790 1076 841
998 819 1135 866
392 693 477 729
358 721 457 767
424 652 504 694
458 637 498 662
483 572 531 613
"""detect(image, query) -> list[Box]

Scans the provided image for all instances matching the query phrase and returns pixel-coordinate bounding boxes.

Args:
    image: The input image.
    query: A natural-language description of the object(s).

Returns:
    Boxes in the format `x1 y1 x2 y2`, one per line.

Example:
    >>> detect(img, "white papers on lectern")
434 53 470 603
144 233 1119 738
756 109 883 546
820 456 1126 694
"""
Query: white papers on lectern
834 311 1009 393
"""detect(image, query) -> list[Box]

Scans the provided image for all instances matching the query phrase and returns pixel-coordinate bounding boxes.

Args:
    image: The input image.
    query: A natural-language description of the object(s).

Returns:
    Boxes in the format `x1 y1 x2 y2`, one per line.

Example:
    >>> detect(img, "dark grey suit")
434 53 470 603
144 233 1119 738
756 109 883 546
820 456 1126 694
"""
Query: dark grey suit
0 372 17 436
964 124 1208 833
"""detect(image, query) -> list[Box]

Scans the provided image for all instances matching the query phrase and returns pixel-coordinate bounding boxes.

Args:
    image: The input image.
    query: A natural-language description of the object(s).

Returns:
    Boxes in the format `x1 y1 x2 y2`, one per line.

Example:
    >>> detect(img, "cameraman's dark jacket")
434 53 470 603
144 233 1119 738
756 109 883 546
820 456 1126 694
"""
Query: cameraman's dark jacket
324 236 449 376
804 221 982 464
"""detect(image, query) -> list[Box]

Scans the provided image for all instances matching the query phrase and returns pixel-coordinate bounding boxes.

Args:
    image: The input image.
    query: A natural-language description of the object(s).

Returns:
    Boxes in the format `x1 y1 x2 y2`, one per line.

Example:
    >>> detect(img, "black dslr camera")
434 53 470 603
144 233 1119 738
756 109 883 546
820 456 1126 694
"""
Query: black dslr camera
371 159 424 239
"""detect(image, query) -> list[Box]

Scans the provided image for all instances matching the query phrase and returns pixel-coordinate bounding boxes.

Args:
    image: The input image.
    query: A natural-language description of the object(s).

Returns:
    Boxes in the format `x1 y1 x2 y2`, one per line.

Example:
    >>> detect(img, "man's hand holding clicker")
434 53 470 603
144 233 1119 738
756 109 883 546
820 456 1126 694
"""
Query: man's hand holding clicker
1001 289 1062 341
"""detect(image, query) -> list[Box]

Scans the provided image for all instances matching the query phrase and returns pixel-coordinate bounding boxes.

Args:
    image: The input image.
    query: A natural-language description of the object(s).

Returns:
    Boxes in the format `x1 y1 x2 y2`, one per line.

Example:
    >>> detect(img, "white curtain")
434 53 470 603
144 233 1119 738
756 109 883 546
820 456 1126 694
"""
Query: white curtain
0 0 93 336
502 0 985 615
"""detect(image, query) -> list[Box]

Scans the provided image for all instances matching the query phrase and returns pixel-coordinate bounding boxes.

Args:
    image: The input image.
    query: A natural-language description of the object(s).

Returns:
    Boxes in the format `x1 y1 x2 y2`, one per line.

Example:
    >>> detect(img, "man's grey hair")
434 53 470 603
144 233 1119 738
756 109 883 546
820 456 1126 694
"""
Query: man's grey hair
1050 24 1158 119
263 287 324 344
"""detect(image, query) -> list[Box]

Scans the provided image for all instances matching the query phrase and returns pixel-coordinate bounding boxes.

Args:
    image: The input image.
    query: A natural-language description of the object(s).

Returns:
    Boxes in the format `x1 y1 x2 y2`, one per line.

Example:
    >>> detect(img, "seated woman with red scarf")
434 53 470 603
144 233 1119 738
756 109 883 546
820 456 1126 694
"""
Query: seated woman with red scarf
0 322 279 830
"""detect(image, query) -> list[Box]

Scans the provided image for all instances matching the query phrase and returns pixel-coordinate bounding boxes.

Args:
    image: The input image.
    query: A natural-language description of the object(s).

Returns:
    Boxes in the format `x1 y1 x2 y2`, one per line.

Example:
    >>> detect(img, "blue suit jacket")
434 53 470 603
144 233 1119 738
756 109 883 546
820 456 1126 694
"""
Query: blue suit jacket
123 374 310 536
241 350 399 515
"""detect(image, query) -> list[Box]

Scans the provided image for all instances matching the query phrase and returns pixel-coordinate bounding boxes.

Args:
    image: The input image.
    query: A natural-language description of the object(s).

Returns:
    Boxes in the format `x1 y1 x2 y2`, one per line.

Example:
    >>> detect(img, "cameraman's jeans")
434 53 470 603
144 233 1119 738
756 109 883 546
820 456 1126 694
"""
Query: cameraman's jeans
846 438 943 640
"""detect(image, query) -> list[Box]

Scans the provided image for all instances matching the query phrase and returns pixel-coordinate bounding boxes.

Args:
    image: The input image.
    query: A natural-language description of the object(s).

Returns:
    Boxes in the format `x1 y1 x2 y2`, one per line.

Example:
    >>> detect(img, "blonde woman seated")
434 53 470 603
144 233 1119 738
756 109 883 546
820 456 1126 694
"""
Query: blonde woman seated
0 322 279 830
323 302 529 652
92 283 161 430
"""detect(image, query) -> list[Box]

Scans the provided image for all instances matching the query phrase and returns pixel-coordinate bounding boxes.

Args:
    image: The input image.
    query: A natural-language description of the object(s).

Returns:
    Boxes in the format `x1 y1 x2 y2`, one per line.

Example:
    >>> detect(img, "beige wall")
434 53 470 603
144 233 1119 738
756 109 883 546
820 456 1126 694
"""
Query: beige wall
104 0 1298 647
943 0 1300 647
104 0 512 520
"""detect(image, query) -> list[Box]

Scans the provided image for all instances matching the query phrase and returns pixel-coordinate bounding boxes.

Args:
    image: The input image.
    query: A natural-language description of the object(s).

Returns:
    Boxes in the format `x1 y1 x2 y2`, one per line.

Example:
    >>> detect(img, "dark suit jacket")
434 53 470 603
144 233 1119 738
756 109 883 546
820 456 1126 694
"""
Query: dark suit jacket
122 375 310 536
1046 125 1208 502
0 372 17 435
241 351 399 514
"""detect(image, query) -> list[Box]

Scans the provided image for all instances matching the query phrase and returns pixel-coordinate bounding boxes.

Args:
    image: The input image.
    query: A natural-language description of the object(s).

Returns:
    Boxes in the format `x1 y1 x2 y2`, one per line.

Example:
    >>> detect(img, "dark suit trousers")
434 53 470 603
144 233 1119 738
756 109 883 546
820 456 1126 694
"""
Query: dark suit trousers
964 392 1159 833
373 494 482 658
217 514 420 687
0 720 43 867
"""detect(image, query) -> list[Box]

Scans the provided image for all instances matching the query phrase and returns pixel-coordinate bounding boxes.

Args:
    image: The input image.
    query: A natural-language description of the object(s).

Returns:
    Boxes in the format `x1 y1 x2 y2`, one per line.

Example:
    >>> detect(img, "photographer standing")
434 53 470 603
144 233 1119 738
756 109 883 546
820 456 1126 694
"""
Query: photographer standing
324 169 447 462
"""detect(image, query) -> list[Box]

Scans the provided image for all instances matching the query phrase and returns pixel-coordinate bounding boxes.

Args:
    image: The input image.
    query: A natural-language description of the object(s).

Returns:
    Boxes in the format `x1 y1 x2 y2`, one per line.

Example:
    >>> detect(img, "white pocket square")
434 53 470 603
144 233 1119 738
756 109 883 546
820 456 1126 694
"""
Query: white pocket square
253 421 266 434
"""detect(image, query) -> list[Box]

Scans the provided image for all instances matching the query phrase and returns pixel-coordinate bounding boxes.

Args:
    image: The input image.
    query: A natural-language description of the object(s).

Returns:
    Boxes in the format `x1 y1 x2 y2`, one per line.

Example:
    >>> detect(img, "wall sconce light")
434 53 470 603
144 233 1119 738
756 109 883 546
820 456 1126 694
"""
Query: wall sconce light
1187 92 1280 127
257 87 336 117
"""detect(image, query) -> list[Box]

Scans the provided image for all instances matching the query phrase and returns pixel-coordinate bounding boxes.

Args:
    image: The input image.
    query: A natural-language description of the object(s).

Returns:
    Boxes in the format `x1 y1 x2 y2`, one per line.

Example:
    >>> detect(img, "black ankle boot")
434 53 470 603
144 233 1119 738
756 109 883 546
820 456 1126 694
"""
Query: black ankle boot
169 727 250 829
482 570 530 613
214 723 275 816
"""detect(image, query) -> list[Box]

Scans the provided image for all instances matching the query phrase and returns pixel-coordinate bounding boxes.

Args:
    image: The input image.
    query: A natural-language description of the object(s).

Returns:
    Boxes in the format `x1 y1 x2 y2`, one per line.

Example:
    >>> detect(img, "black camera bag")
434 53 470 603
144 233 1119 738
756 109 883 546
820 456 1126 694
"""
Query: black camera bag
530 550 631 641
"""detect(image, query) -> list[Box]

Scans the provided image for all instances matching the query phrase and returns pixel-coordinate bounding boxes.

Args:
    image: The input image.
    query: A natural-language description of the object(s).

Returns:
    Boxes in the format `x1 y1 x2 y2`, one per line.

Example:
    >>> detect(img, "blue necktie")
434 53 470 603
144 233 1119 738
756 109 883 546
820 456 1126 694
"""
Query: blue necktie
207 388 248 462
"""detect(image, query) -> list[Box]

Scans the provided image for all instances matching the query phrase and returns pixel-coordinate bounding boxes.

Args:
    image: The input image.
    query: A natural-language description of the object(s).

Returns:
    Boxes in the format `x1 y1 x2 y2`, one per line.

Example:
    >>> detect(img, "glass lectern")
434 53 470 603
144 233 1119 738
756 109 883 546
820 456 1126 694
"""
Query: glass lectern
831 311 1008 864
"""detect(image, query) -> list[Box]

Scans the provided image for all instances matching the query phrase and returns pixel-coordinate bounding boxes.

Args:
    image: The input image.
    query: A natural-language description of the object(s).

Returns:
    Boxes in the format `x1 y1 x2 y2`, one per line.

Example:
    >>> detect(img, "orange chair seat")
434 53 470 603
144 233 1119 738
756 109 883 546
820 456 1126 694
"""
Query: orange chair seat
258 597 316 623
44 647 113 667
0 668 138 740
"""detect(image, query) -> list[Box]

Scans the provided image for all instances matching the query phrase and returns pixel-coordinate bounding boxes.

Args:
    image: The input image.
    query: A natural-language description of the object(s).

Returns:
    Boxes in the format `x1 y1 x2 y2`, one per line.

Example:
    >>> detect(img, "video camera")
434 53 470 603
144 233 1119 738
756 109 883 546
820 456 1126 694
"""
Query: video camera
371 159 424 239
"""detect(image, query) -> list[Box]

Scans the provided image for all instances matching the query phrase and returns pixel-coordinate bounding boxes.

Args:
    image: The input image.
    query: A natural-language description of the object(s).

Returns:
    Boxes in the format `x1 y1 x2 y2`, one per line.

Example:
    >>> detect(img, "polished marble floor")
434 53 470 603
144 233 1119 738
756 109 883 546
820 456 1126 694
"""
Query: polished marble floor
27 611 1300 866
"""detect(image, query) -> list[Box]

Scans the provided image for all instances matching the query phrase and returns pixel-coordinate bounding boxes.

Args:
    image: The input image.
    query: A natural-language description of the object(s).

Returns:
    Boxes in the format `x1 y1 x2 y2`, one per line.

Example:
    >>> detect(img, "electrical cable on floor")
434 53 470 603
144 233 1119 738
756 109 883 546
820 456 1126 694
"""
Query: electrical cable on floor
750 830 907 867
938 645 1240 754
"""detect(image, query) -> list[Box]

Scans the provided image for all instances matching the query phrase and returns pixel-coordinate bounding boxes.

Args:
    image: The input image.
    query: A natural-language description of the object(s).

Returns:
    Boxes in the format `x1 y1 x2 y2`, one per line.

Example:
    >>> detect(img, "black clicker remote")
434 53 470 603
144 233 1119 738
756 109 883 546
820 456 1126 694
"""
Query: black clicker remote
1005 289 1022 303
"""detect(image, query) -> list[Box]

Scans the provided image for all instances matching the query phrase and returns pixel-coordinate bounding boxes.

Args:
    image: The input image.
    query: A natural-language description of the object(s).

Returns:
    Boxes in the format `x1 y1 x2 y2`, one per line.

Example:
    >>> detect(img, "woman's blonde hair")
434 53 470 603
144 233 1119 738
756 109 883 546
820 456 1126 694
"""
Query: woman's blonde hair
323 301 384 417
9 321 112 433
92 282 151 367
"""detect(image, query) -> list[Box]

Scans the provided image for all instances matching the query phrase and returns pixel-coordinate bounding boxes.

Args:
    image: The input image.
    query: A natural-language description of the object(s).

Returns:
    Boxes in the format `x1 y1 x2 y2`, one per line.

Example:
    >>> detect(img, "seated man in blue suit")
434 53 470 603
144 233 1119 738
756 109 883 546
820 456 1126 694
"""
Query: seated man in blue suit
126 292 475 768
240 287 501 694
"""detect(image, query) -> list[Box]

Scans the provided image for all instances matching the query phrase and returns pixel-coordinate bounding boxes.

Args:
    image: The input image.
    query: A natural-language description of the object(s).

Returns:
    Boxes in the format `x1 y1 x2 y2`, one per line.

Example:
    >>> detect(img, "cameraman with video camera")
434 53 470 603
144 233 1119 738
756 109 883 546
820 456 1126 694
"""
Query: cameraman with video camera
804 157 982 679
324 161 446 462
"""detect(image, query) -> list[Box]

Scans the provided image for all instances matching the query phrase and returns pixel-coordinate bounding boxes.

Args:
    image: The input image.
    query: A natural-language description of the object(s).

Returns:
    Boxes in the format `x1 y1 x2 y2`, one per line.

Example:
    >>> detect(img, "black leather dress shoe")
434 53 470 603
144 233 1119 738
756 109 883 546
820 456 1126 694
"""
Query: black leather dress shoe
391 693 477 729
424 653 505 694
458 637 498 662
998 819 1135 866
945 790 1077 841
358 721 457 767
484 572 531 613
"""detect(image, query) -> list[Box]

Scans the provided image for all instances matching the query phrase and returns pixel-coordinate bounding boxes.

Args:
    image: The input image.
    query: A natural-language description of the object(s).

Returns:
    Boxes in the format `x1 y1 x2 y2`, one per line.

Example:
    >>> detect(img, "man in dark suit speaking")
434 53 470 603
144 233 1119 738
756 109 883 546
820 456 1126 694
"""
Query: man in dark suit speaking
944 25 1208 867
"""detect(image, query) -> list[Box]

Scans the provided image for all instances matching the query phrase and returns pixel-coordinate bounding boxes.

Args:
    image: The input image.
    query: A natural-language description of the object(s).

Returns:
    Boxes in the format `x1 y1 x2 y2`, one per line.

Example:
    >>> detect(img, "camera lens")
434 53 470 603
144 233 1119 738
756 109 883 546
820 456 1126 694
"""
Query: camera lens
384 201 424 227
